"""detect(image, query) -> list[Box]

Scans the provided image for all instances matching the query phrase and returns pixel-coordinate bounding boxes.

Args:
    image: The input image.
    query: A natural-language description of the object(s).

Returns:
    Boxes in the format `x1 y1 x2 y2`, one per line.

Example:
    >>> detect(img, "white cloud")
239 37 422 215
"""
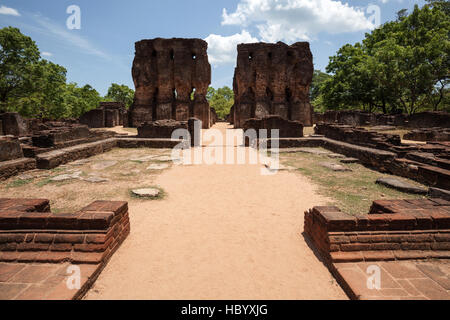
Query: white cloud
41 51 53 57
205 30 258 66
222 0 375 42
0 5 20 16
30 14 110 60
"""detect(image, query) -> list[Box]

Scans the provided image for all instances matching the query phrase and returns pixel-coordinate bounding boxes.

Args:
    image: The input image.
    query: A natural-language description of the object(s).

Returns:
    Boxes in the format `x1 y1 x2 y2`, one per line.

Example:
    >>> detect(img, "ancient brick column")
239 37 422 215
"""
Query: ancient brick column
129 38 211 129
233 42 314 128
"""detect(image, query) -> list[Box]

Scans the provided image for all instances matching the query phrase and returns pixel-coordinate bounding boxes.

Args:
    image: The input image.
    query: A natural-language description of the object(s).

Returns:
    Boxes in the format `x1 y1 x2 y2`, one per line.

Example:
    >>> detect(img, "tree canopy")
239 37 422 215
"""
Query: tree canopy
207 86 234 119
314 3 449 114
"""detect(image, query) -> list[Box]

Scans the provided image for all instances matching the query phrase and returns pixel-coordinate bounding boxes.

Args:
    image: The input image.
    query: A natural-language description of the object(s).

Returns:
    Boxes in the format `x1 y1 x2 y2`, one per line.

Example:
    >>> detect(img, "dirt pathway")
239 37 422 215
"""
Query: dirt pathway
85 123 346 300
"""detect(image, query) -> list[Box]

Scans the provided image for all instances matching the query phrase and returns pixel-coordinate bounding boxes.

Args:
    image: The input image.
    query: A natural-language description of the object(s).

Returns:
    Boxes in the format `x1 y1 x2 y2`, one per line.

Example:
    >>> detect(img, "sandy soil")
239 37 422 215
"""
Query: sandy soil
84 123 346 300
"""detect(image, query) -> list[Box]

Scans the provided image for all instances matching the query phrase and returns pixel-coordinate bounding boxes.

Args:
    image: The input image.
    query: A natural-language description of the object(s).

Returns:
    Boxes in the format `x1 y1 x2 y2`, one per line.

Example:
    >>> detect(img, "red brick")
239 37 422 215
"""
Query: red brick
53 234 85 244
85 233 108 244
71 252 104 264
34 233 55 243
46 212 80 230
49 243 73 252
16 252 40 262
393 250 430 260
401 243 431 250
431 242 450 250
36 251 72 263
330 251 364 262
429 209 450 229
329 235 350 244
403 234 434 243
16 242 49 252
341 243 372 251
0 234 25 243
435 233 450 242
0 251 19 262
370 243 401 251
81 200 127 216
17 212 51 229
0 242 17 251
362 251 395 261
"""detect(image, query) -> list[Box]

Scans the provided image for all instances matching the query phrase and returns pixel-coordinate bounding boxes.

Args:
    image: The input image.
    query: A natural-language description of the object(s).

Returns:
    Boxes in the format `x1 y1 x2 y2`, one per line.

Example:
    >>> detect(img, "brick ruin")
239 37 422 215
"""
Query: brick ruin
232 42 314 128
80 102 127 128
129 38 211 129
313 123 450 191
304 199 450 300
314 110 450 129
0 198 130 299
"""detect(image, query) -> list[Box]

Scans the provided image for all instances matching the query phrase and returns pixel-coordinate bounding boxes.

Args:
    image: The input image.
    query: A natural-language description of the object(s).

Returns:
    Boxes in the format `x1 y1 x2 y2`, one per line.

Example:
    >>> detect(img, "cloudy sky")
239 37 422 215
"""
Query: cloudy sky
0 0 425 95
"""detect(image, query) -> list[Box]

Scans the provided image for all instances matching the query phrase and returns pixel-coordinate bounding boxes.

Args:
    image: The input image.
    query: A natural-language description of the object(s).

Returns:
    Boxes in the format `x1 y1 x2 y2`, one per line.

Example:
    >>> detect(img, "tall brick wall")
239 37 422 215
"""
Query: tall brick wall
129 38 211 129
233 42 313 128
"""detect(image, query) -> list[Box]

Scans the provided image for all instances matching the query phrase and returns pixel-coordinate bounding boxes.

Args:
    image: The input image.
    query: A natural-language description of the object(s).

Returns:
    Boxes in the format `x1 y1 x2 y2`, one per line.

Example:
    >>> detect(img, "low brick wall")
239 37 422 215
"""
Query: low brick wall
304 199 450 264
0 199 130 265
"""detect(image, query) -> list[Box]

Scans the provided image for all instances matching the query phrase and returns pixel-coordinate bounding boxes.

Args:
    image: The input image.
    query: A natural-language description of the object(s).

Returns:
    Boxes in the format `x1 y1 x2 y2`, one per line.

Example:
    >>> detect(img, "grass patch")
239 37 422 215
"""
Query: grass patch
7 179 32 188
281 149 427 215
129 186 167 201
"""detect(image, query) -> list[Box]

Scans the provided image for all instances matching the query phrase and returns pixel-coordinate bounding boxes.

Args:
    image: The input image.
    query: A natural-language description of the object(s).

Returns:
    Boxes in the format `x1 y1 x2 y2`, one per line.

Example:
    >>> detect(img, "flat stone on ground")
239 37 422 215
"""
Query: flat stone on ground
50 171 82 182
90 161 117 170
130 155 157 162
83 176 110 183
320 162 352 172
376 177 428 195
147 164 169 171
132 188 160 198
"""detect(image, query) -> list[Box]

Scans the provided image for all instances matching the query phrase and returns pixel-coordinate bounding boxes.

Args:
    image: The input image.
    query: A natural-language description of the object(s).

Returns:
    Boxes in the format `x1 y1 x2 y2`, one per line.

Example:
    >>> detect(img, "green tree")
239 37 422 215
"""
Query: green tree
64 83 102 118
320 3 449 114
207 86 234 119
104 83 134 108
0 27 40 112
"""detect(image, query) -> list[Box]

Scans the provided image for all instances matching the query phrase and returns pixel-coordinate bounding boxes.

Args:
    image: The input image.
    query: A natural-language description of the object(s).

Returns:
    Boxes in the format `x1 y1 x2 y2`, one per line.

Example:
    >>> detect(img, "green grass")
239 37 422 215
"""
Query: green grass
7 179 32 188
281 148 427 215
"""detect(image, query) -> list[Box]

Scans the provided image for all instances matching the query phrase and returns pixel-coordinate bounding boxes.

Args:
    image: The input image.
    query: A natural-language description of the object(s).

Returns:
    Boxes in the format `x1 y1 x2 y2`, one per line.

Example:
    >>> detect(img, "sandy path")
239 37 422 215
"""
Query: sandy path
85 124 346 300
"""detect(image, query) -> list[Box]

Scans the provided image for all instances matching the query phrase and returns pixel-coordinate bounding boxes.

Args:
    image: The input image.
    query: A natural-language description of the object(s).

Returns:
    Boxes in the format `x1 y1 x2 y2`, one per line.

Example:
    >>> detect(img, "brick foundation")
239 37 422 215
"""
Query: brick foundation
0 199 130 265
304 199 450 264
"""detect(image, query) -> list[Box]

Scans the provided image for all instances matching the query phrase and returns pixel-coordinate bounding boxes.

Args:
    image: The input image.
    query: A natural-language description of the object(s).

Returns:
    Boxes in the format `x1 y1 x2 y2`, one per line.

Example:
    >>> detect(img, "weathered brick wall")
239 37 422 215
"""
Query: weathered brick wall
304 199 450 264
129 38 211 129
137 120 188 139
313 111 450 128
315 124 401 151
233 42 313 128
0 136 24 162
0 113 29 136
0 199 130 264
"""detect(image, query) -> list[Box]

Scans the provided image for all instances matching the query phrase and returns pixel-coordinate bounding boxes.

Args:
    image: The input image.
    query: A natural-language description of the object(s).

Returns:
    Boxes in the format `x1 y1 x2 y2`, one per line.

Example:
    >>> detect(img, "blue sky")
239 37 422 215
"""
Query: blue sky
0 0 425 96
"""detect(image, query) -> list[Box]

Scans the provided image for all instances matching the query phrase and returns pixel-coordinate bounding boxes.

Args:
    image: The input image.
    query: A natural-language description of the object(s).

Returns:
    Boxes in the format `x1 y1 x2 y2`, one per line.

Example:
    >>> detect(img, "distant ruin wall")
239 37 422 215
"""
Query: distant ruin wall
314 111 450 129
233 42 314 128
129 38 211 129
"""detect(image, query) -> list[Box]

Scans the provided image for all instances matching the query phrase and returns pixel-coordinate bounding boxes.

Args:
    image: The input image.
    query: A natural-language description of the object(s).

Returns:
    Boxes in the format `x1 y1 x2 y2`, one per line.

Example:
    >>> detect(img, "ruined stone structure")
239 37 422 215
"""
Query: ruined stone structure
137 120 188 139
233 42 314 128
80 102 127 128
129 38 211 129
314 111 450 128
